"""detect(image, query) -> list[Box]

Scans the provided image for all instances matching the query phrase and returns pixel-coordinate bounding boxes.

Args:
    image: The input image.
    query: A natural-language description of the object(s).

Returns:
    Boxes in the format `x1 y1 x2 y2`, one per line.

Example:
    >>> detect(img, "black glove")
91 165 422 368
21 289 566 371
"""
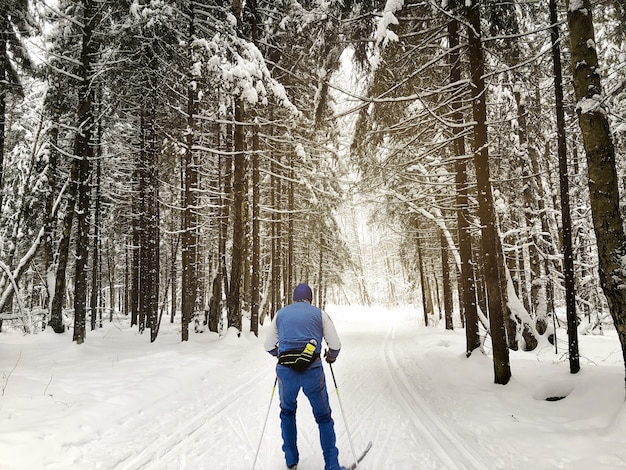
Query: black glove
325 348 339 364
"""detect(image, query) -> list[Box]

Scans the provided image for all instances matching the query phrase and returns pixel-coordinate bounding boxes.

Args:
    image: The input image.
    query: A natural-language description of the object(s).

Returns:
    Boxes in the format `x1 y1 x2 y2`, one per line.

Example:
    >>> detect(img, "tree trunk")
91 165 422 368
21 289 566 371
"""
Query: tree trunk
251 123 260 336
137 114 147 333
181 138 198 341
249 0 261 335
90 150 101 331
170 233 177 324
318 232 324 307
222 121 232 300
43 98 59 330
0 19 6 198
47 86 65 334
72 0 98 345
467 0 511 384
130 191 140 326
567 0 626 386
415 219 432 326
72 124 91 344
181 2 199 341
124 243 129 316
385 256 397 306
107 238 115 321
287 154 295 302
143 104 160 342
271 144 282 317
180 132 198 340
551 0 579 374
441 232 454 330
448 0 480 353
208 117 230 332
227 99 246 332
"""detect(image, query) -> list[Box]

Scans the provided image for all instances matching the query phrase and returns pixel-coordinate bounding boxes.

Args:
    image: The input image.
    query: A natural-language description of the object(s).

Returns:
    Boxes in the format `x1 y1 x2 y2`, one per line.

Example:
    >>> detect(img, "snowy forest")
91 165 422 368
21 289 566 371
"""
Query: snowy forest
2 0 626 390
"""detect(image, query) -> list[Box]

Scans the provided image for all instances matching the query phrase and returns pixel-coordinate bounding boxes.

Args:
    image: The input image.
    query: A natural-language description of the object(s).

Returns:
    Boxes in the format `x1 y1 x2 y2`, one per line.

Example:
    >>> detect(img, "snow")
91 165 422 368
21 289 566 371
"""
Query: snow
374 0 403 48
577 95 607 116
1 306 626 469
587 39 597 51
568 0 587 14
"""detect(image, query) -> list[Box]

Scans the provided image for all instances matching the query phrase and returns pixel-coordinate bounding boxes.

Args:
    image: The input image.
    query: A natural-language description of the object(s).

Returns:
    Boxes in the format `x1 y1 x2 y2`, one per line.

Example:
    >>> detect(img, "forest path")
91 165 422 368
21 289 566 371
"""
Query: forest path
76 308 492 470
331 309 490 470
5 305 625 469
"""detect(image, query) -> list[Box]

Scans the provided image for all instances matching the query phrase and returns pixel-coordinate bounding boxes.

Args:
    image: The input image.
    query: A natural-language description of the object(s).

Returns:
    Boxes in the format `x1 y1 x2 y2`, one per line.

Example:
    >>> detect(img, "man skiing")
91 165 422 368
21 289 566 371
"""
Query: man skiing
264 283 346 470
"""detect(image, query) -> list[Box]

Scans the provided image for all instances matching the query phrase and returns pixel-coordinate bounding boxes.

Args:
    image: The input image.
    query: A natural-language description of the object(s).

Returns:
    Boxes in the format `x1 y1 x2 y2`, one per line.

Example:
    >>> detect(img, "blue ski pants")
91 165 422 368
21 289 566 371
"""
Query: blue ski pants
276 362 341 470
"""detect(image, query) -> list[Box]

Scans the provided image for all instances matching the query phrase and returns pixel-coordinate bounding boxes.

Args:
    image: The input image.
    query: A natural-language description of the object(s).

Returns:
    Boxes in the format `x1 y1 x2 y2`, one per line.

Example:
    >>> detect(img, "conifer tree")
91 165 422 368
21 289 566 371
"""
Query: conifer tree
466 0 510 384
567 0 626 389
0 0 35 195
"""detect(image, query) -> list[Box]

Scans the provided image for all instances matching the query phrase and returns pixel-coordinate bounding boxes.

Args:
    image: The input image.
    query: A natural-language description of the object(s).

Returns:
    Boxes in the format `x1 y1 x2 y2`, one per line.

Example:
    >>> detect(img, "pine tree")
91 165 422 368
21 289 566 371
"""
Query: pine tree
550 0 579 374
72 0 100 345
0 0 34 195
567 0 626 389
447 0 480 354
466 0 511 385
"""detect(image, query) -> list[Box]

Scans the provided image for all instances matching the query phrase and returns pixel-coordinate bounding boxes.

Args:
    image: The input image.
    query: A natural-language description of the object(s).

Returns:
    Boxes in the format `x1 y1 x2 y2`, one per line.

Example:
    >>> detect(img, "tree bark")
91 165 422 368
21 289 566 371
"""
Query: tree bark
441 232 454 330
415 219 432 326
251 122 260 336
551 0 579 373
318 232 324 307
448 0 480 353
170 233 177 324
270 138 282 317
72 0 98 345
287 153 295 302
43 86 60 331
143 104 159 342
567 0 626 385
181 1 199 341
0 16 7 197
467 0 511 384
130 185 140 327
47 96 68 334
208 115 230 332
227 99 246 332
137 114 147 333
90 149 101 331
249 0 261 335
72 114 91 344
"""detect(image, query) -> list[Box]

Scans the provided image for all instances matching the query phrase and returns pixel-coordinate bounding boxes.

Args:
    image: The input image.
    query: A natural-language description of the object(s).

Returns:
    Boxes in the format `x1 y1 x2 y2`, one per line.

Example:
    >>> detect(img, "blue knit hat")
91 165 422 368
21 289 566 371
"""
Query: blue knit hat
293 283 313 302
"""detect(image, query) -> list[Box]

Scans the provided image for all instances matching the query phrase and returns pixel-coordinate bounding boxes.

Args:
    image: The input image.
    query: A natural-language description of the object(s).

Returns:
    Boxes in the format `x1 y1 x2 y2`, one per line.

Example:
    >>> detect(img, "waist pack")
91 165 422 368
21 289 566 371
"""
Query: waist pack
278 341 320 372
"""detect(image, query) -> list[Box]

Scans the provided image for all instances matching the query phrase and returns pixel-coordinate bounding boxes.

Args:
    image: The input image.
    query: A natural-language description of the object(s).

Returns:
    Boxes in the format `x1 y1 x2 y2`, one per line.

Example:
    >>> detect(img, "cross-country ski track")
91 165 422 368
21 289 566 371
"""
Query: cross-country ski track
4 305 626 469
70 308 492 470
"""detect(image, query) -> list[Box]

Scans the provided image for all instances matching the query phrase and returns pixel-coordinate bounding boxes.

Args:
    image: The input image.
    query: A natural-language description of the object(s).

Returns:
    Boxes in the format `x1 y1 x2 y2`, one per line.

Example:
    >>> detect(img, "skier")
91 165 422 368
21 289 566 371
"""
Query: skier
264 283 346 470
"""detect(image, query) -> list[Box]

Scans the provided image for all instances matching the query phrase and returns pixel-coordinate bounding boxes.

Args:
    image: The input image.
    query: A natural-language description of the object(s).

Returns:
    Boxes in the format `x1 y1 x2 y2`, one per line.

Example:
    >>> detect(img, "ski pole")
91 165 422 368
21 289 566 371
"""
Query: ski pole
252 375 278 470
328 360 359 468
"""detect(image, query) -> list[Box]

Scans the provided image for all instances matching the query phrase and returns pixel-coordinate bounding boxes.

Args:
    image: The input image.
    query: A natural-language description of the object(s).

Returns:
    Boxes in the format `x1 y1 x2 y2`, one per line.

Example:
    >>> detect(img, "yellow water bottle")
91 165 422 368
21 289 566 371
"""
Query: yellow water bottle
303 339 317 360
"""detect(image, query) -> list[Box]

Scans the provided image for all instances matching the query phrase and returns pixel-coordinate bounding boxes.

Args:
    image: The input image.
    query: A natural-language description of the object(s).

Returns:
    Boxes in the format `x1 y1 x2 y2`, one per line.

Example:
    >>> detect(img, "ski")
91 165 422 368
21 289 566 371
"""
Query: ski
345 441 373 470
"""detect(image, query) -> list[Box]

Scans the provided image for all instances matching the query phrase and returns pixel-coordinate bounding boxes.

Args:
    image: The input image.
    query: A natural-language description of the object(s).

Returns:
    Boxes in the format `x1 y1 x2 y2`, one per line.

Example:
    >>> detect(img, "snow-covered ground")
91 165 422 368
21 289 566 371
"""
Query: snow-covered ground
1 305 626 469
